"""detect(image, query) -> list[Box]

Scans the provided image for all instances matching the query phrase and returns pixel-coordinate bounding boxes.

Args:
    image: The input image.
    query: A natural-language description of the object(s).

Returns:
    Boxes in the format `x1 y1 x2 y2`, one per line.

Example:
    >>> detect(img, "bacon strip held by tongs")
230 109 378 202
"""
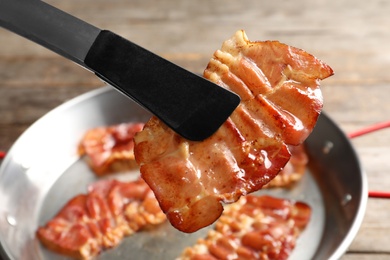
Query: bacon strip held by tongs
134 30 333 233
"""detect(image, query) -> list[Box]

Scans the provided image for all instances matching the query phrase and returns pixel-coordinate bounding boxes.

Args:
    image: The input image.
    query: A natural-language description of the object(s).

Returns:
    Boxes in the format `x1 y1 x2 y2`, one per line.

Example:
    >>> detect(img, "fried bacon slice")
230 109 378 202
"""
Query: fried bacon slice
134 30 333 232
78 123 144 176
36 179 166 259
265 144 308 188
177 195 311 260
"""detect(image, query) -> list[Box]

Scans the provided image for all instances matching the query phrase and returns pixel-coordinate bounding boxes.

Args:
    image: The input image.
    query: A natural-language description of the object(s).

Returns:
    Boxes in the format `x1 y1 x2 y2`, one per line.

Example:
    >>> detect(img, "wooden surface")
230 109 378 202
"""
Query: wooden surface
1 0 390 259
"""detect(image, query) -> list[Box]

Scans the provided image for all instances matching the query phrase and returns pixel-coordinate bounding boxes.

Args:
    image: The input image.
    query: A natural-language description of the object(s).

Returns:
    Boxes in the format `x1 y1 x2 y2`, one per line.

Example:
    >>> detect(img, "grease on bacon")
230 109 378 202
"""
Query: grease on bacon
265 144 308 188
134 30 333 233
36 179 166 259
177 195 311 260
78 123 144 176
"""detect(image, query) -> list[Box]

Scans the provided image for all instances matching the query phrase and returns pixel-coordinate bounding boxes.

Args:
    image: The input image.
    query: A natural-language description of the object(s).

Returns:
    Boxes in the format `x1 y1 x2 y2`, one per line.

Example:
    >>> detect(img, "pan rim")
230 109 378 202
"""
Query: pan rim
0 86 367 260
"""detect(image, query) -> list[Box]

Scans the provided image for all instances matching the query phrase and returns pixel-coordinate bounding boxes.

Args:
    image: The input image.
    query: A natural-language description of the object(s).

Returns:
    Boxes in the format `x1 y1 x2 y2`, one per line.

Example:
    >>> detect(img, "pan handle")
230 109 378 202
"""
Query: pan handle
348 120 390 138
347 120 390 199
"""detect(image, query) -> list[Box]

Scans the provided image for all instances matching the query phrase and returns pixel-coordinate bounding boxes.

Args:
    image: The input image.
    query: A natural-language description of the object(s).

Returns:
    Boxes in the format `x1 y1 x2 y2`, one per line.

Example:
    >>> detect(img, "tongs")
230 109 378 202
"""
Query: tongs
0 0 240 141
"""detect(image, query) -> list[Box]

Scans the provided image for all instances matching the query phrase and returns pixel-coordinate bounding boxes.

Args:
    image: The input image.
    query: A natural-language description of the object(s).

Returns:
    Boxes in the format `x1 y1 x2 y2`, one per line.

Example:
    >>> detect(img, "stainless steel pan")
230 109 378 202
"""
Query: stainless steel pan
0 86 367 260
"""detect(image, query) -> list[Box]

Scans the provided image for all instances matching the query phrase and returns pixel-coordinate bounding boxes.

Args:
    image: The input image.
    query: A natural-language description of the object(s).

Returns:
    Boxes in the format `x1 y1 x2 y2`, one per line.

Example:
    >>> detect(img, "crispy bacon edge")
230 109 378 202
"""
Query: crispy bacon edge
133 30 333 233
177 195 312 260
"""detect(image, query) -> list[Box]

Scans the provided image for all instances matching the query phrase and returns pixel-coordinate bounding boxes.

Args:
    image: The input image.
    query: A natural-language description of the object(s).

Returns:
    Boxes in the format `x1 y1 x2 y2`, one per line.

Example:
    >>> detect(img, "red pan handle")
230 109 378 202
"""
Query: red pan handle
348 120 390 199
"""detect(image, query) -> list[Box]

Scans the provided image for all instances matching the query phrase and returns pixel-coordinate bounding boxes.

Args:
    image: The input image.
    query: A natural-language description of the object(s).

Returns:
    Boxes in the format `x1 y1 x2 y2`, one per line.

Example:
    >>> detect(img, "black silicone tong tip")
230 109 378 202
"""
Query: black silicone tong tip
85 31 240 141
0 0 240 141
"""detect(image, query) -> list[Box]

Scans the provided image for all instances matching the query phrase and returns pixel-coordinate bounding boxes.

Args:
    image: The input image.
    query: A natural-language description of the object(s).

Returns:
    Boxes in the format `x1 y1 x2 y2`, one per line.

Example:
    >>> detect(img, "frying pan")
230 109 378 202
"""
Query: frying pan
0 86 367 260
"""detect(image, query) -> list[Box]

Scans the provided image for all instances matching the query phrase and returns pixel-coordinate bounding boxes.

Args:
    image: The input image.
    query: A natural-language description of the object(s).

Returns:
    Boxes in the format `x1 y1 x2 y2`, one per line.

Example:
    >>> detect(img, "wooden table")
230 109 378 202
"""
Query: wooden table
1 0 389 259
